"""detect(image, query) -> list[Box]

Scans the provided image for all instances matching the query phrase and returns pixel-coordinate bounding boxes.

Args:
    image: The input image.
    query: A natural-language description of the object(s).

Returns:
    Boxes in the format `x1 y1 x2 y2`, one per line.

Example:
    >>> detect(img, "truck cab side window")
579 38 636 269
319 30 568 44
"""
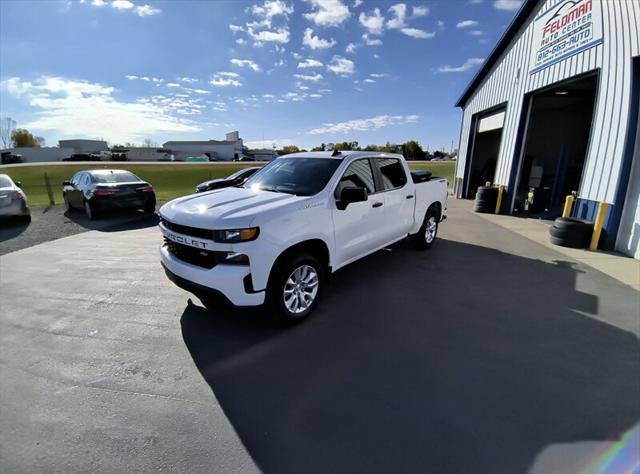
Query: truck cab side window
335 159 376 198
377 158 407 190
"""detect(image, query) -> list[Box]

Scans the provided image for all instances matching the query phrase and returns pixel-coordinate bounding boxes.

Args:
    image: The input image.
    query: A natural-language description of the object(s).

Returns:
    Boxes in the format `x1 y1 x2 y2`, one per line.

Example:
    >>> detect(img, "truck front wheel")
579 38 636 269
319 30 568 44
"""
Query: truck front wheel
268 253 324 322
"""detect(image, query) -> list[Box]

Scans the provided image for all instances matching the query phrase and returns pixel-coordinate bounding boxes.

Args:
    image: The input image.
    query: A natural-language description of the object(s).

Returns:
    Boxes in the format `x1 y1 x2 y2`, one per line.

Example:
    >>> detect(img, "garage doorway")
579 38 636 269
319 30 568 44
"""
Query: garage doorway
464 107 505 198
513 73 598 216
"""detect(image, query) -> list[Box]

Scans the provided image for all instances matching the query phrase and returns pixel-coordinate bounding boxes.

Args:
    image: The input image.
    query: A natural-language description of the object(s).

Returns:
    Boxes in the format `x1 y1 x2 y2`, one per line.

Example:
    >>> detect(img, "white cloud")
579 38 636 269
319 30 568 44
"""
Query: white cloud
0 76 199 142
231 58 262 72
435 57 483 73
412 5 429 17
302 28 336 49
111 0 133 9
346 42 357 53
359 8 384 35
362 33 382 46
400 27 435 38
469 30 483 36
494 0 523 10
326 55 355 76
386 3 407 29
236 38 247 45
297 58 324 68
179 77 198 83
293 73 323 81
469 0 483 3
248 27 290 43
307 114 419 134
456 20 479 28
353 0 362 6
166 82 181 88
125 75 138 80
363 78 375 83
251 0 294 19
229 24 244 33
209 72 242 87
135 4 160 16
245 138 293 148
125 75 163 82
92 0 105 5
369 73 386 78
437 20 445 29
304 0 351 26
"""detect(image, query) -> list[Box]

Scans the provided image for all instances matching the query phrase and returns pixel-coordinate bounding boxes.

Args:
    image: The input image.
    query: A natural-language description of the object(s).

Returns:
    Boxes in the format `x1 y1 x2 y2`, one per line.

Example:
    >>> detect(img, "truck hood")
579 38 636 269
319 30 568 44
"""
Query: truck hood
159 187 306 229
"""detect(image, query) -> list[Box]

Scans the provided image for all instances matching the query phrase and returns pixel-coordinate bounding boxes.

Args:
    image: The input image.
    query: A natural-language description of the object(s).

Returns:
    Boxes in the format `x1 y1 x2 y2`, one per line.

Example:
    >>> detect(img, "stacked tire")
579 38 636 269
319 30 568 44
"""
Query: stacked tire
474 186 498 213
549 217 593 249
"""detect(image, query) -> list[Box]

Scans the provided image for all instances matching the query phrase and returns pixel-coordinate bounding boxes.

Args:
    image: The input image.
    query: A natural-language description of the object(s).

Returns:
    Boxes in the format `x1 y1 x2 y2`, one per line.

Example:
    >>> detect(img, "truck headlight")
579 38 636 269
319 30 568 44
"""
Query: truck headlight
214 227 260 243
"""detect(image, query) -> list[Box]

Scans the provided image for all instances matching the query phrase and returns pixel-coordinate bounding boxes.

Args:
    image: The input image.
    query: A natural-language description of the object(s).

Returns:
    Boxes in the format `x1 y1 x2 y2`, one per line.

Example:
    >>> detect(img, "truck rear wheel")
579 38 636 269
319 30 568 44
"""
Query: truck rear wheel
267 252 324 323
413 208 438 250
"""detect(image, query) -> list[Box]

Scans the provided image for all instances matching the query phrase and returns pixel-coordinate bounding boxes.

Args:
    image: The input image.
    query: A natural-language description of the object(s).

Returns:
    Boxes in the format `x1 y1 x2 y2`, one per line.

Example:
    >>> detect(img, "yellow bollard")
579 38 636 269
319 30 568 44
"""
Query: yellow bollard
589 202 608 251
562 195 574 218
495 185 504 214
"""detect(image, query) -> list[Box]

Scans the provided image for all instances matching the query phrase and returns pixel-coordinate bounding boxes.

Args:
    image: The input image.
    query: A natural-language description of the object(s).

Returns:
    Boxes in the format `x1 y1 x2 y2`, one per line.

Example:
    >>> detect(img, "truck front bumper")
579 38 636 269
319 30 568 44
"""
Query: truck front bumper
160 244 265 307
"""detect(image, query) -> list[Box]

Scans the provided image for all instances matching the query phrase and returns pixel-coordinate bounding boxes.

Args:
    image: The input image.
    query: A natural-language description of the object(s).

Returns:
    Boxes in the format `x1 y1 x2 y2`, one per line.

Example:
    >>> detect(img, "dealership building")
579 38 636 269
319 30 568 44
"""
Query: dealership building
454 0 640 259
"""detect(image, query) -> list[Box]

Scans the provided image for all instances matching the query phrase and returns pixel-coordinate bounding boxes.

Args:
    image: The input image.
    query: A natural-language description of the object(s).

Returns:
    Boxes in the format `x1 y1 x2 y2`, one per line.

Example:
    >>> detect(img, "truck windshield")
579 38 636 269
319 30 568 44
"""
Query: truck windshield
243 158 341 196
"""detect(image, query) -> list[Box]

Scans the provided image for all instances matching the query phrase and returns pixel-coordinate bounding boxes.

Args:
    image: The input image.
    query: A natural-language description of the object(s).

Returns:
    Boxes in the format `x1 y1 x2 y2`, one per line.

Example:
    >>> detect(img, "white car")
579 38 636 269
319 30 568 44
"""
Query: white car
0 174 30 220
159 151 448 321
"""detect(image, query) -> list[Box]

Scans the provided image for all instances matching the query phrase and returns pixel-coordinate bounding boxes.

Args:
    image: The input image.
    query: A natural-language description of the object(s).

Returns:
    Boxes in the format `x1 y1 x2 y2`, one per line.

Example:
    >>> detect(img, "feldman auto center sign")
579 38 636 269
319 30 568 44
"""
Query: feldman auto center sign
529 0 603 75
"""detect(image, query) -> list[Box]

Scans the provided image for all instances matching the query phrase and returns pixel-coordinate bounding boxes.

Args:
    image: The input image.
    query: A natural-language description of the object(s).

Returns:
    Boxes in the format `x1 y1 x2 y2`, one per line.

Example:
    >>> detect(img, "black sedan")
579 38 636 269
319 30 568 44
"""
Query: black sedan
195 166 260 193
63 169 156 220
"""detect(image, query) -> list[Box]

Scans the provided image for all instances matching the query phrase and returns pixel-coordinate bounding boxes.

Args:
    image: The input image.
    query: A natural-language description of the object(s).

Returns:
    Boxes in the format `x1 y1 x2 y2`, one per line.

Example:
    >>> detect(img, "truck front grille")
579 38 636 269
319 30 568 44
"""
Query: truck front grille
164 238 227 269
160 217 213 240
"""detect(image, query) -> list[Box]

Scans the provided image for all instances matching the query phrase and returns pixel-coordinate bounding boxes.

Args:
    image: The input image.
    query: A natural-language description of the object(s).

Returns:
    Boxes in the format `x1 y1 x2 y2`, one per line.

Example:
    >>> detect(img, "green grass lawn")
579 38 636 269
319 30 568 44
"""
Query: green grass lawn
2 161 455 207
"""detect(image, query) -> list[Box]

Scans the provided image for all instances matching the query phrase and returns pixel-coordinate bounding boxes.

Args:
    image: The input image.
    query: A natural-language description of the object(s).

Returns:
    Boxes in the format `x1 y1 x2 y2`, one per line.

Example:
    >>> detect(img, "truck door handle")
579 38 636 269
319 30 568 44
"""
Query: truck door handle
406 195 414 199
372 202 383 208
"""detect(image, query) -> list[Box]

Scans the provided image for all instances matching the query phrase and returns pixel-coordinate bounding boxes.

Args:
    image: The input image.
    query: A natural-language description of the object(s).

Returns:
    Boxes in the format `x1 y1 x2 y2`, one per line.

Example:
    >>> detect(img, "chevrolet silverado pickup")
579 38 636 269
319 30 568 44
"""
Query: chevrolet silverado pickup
159 151 448 321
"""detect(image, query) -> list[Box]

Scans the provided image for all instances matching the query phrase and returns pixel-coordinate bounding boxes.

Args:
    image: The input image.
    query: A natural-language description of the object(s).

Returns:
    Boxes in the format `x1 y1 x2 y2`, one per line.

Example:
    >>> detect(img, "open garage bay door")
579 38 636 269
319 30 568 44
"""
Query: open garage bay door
464 108 505 198
513 74 598 217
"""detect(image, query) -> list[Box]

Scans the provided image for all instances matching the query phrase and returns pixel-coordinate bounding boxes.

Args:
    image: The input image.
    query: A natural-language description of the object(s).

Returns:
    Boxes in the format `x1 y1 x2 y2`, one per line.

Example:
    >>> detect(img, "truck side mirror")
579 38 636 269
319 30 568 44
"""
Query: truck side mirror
15 181 22 188
337 186 368 210
62 180 72 186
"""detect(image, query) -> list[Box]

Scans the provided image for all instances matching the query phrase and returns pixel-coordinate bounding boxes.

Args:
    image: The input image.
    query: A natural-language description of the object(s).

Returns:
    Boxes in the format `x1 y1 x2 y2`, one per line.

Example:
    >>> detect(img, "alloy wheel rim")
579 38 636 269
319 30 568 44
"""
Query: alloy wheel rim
425 217 437 243
283 264 319 315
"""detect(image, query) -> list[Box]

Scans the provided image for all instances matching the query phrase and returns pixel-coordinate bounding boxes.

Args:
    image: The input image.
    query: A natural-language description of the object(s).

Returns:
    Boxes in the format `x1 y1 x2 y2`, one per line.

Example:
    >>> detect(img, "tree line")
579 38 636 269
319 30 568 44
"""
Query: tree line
278 141 456 161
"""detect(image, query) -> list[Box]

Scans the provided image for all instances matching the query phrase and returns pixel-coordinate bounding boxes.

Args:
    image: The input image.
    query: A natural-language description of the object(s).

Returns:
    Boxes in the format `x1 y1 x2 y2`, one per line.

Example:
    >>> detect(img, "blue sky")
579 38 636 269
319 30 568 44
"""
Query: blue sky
0 0 523 150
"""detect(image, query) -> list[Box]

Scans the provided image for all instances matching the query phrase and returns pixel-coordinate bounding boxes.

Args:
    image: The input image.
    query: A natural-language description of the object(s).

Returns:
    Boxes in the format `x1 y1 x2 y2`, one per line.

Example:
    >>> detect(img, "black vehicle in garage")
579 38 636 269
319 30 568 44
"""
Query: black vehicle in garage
63 169 156 220
195 166 260 193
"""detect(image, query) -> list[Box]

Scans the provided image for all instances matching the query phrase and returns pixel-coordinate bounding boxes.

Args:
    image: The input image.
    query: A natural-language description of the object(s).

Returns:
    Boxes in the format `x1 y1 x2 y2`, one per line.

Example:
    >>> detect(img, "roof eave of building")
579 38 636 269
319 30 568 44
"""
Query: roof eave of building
455 0 540 109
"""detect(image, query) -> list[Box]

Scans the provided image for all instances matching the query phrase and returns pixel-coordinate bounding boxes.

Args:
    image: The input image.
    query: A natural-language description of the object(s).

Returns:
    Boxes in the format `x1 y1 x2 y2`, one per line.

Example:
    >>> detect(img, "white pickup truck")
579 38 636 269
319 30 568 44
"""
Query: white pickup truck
159 151 448 321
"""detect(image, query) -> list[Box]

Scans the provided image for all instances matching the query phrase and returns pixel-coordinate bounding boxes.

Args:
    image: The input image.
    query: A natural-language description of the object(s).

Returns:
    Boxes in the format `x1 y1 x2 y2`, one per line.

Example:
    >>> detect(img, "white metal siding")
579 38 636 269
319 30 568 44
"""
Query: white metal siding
457 0 640 204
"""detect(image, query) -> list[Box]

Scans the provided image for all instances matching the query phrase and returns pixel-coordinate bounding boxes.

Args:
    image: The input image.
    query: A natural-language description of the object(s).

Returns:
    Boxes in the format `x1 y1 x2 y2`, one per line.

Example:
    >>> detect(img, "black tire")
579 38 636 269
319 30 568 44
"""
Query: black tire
84 200 98 220
63 195 71 211
473 203 494 213
549 224 591 240
413 208 439 250
267 252 324 323
549 235 589 249
476 186 498 198
144 198 156 214
552 217 593 231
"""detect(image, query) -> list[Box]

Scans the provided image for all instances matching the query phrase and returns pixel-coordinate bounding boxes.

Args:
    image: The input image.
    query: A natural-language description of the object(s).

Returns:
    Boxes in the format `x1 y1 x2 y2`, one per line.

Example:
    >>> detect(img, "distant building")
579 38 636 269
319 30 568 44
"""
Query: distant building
113 147 173 162
58 139 108 154
163 131 243 161
1 147 74 163
247 149 278 161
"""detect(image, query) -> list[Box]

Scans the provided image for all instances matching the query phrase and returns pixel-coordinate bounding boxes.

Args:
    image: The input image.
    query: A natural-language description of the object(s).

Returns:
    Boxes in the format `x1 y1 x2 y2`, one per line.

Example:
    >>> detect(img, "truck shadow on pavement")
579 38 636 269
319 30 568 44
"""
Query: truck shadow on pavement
180 238 640 474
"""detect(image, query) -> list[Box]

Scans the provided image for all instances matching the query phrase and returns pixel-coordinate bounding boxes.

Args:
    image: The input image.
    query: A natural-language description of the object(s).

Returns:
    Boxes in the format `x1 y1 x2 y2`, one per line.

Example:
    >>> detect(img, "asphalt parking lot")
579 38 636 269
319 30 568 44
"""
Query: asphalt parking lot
1 199 639 473
0 205 159 256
